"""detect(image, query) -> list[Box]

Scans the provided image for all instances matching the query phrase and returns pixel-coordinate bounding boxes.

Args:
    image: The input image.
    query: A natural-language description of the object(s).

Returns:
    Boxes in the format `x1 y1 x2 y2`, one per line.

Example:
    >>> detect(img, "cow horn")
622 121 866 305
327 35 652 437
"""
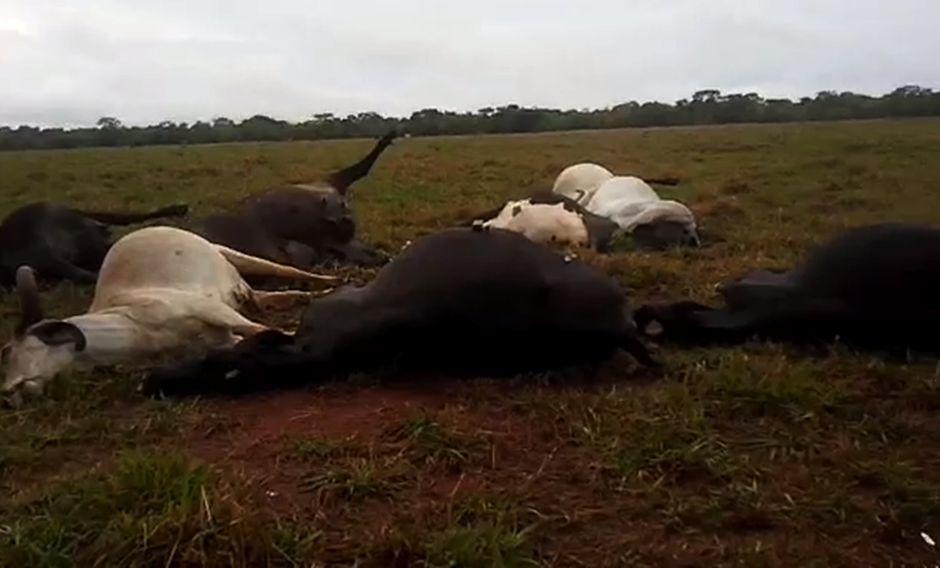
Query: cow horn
14 266 43 335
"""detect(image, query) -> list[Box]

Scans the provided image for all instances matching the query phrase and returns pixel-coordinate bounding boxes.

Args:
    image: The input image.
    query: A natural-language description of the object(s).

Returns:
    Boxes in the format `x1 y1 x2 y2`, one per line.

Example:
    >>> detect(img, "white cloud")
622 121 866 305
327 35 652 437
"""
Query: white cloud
1 0 938 127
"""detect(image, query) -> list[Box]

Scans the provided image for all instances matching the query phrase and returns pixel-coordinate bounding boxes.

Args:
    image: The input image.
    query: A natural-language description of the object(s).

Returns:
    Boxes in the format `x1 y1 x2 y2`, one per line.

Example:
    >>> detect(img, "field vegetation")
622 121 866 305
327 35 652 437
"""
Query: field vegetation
2 118 940 566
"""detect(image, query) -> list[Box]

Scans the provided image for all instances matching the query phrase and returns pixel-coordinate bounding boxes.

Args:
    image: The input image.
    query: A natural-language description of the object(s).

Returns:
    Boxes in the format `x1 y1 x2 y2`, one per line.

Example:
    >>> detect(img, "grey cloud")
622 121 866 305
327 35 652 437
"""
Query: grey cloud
2 0 938 127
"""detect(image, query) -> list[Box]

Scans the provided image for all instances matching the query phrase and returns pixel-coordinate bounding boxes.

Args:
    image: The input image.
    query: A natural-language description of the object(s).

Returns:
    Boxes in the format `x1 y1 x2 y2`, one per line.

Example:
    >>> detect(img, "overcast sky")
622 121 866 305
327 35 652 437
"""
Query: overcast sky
2 0 938 128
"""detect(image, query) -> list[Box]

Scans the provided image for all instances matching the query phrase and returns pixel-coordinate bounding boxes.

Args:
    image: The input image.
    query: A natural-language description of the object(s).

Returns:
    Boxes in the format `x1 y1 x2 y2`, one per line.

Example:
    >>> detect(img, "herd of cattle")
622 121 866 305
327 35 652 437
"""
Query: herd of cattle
0 130 938 405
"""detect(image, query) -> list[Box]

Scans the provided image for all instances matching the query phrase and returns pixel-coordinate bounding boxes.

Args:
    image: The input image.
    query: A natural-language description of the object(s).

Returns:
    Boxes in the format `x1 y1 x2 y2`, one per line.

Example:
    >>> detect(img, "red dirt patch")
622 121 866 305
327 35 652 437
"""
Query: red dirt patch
194 383 455 447
182 382 518 513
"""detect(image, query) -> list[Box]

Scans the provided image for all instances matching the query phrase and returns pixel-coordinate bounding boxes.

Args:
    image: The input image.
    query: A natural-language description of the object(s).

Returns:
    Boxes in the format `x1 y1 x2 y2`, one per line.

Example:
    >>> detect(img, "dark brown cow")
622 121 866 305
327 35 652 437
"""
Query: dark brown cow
634 222 940 360
188 130 399 270
140 225 661 398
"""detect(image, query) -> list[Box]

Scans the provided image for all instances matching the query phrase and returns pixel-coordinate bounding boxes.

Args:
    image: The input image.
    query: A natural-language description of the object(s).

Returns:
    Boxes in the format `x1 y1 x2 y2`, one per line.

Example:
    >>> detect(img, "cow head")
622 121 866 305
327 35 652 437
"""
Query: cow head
1 266 86 406
312 189 356 245
631 219 701 251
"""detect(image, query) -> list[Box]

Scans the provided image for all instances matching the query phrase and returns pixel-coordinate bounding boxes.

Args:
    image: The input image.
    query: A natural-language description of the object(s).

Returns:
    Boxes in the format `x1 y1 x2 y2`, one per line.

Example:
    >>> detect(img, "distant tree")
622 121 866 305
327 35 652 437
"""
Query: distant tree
96 116 123 129
0 85 938 151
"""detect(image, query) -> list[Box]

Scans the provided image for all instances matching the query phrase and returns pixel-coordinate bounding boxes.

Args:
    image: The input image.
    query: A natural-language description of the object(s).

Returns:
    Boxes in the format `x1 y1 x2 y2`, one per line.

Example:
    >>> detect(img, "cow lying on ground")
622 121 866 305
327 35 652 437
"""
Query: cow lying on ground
140 225 662 398
0 226 338 405
633 222 940 358
549 162 696 250
187 130 399 270
586 176 700 250
552 162 681 206
465 162 687 252
465 177 696 252
0 201 189 287
463 189 621 251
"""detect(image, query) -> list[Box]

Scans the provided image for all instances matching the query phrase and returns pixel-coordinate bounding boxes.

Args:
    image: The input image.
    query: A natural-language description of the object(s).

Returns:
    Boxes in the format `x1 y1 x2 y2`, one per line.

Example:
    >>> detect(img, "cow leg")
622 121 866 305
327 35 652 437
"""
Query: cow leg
330 240 388 267
283 241 322 268
26 251 100 285
251 290 319 311
186 300 278 338
620 332 662 369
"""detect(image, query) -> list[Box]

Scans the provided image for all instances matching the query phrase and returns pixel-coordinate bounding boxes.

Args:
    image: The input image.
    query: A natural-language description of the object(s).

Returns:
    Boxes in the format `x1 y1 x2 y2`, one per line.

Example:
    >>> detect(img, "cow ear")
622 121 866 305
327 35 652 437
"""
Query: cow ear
29 321 87 351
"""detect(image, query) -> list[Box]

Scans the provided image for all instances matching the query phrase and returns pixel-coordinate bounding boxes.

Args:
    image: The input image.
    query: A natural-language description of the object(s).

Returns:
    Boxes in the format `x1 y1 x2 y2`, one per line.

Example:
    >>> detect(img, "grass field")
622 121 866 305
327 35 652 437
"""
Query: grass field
2 118 940 567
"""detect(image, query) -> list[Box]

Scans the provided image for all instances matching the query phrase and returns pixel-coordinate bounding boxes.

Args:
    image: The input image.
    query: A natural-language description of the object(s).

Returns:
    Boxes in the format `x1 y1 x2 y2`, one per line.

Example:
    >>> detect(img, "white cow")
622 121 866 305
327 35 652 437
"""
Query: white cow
482 199 590 247
551 162 614 206
586 176 700 250
1 225 339 403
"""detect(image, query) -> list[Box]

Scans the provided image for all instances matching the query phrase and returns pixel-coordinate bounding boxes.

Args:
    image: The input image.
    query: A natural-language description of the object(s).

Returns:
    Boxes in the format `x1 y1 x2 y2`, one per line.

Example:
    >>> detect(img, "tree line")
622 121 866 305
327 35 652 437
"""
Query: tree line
1 85 938 151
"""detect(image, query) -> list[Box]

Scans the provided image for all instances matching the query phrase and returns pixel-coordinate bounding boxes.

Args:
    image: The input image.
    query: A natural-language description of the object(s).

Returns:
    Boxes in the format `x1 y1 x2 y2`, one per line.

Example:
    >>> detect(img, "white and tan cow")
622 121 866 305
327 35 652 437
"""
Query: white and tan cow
0 225 338 403
552 162 698 250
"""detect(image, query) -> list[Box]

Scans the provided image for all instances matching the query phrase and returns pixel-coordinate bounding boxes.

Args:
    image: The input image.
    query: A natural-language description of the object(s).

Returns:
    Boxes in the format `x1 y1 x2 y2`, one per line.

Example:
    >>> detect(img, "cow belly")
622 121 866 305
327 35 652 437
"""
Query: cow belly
386 328 624 377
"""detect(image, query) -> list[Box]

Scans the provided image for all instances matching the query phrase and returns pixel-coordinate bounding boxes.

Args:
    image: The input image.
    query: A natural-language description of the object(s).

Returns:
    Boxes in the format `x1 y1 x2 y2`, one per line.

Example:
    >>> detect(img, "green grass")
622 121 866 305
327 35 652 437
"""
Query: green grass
3 118 940 566
385 409 476 468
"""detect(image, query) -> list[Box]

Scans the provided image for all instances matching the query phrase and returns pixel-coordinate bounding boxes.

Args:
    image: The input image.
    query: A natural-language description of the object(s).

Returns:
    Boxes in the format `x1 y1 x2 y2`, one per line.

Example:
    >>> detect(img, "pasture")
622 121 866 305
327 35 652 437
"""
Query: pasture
3 118 940 567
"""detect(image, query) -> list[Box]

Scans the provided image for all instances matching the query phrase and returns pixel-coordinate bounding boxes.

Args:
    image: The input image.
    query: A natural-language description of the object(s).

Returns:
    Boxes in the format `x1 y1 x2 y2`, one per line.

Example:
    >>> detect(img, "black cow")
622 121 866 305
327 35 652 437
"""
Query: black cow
634 222 940 359
141 225 661 397
0 201 189 287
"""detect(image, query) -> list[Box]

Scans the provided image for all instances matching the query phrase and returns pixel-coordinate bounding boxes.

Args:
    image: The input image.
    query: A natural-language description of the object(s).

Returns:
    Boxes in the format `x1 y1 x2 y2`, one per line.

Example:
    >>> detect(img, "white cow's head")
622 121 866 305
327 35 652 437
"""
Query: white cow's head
625 201 701 250
1 267 86 405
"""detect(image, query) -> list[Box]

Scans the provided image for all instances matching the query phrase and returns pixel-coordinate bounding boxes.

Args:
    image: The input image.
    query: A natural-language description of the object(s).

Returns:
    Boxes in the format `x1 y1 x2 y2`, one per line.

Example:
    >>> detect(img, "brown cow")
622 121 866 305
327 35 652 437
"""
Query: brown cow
188 130 399 271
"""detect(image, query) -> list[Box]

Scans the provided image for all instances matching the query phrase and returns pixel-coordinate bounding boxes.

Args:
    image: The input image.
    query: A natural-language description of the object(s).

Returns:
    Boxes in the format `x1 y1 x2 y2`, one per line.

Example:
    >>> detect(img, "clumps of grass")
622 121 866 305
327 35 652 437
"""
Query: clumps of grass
842 458 940 543
606 231 637 253
781 474 868 529
0 398 193 480
269 523 325 564
385 409 475 469
422 520 540 568
385 494 543 568
301 457 410 503
0 443 37 479
602 415 739 487
690 349 854 421
0 447 277 567
652 478 777 533
289 433 363 460
557 385 743 487
124 398 194 439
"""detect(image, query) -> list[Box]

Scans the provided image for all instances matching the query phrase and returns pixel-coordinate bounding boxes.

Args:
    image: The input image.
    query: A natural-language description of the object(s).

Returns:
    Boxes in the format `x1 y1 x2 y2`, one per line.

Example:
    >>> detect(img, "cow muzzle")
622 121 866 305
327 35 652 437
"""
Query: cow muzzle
1 379 44 408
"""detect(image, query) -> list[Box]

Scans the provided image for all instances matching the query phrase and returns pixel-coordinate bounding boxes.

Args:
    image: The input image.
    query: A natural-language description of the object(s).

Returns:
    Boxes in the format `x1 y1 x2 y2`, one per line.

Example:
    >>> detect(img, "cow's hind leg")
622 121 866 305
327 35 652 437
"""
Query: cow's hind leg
27 251 99 285
188 301 282 339
214 244 338 285
329 240 389 268
251 290 320 311
618 323 662 369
